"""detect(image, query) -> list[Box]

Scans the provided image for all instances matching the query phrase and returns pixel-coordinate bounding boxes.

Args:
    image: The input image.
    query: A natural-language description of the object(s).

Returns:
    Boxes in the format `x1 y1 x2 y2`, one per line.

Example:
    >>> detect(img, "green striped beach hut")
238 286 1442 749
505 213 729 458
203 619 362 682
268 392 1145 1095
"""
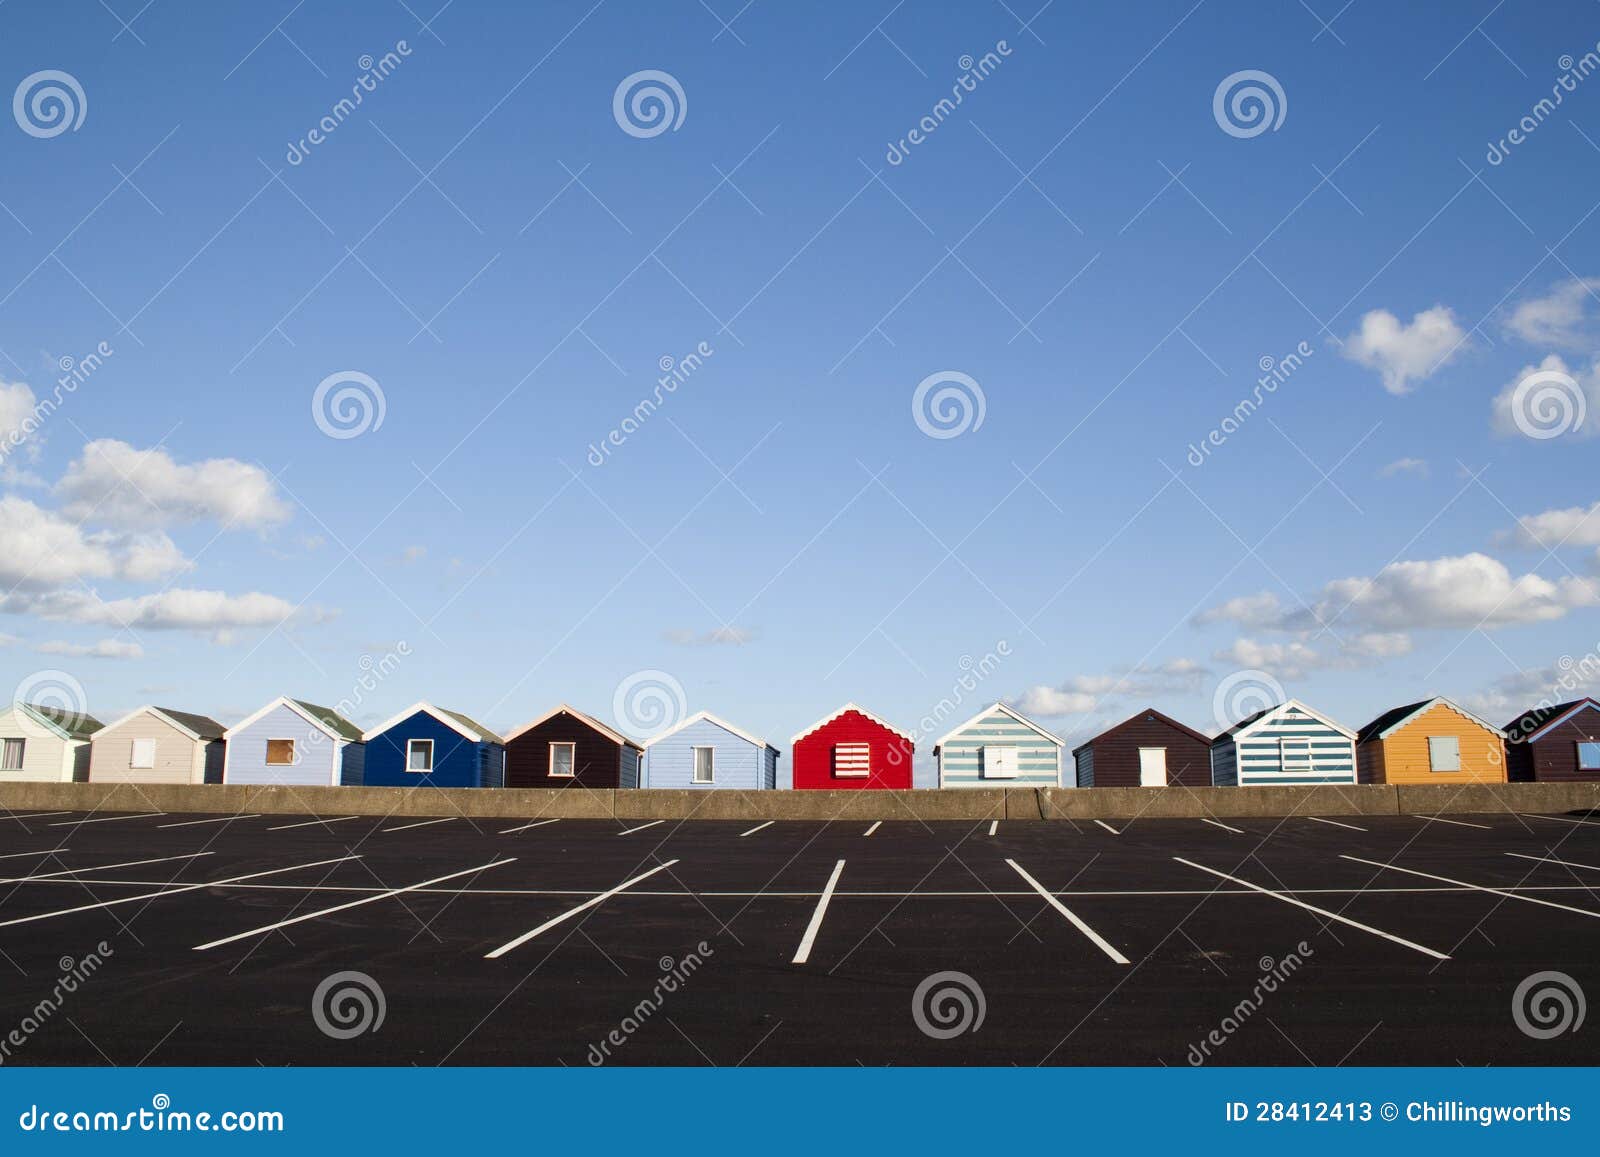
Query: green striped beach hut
1210 699 1357 786
933 702 1065 788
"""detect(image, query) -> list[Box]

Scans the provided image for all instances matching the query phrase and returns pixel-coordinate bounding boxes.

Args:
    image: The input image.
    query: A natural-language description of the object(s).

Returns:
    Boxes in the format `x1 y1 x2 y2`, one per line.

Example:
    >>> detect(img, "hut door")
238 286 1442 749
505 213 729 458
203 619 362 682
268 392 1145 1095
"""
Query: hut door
1138 747 1167 787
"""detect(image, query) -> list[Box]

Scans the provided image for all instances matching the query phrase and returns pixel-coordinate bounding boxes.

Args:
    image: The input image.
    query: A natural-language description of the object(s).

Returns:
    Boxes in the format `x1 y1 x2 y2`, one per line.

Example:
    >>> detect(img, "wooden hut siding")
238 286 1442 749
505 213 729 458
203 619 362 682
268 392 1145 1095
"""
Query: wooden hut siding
1356 699 1505 785
1506 701 1600 782
362 707 505 789
88 710 218 786
0 705 93 783
936 705 1062 788
1213 702 1357 786
1070 708 1212 789
791 705 914 790
224 702 354 787
644 715 777 790
1074 745 1094 787
1210 741 1238 787
503 707 641 790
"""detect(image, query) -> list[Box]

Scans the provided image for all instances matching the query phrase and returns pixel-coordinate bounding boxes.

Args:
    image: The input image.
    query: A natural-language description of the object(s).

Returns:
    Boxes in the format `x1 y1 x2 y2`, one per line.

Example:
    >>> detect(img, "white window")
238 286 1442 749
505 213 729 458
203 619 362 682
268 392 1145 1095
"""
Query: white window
1138 747 1167 787
1279 737 1312 771
407 739 434 773
982 745 1019 779
833 742 869 777
549 741 576 777
1578 741 1600 771
692 746 715 784
1427 736 1461 773
265 739 296 766
1 738 23 771
130 738 156 769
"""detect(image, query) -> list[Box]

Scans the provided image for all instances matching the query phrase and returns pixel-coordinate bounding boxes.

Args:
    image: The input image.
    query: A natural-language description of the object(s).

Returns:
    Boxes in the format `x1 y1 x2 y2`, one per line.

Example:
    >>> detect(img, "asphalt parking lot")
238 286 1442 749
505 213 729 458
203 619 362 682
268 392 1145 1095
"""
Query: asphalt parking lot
1 806 1597 1066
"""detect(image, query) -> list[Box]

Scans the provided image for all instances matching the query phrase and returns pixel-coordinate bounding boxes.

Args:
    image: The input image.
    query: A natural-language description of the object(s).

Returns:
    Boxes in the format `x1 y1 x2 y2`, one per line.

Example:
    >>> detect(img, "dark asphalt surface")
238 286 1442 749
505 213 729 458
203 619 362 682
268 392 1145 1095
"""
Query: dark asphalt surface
1 808 1597 1066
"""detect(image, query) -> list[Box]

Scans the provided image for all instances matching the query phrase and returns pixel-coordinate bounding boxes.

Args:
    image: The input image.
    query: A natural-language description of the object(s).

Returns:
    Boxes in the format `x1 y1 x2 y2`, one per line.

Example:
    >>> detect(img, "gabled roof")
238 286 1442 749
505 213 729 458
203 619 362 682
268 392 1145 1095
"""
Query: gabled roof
15 702 103 741
1070 705 1211 756
361 701 504 745
1357 696 1504 744
97 705 224 742
1505 698 1600 743
1215 698 1356 743
503 703 643 750
933 701 1063 752
790 702 914 746
643 710 778 752
224 696 363 743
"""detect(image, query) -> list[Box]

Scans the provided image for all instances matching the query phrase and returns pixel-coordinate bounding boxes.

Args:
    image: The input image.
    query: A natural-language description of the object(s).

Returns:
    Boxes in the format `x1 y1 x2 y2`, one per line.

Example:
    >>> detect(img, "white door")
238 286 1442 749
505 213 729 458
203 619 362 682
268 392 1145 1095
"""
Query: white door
1138 747 1167 787
983 745 1019 778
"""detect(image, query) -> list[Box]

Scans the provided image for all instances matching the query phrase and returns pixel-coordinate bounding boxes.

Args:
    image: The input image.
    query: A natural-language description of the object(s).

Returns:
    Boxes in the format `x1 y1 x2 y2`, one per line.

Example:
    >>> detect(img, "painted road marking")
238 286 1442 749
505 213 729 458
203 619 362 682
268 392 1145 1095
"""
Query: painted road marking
266 816 362 831
1306 816 1368 832
739 821 773 838
485 860 681 959
2 811 72 821
617 821 664 836
195 858 517 950
1342 855 1600 920
1007 859 1129 964
1175 857 1450 960
863 821 881 837
1202 818 1245 835
792 859 846 965
0 853 210 883
1415 815 1491 830
500 818 560 835
0 847 69 861
988 820 998 836
1095 821 1120 836
158 814 262 829
1506 852 1600 873
1518 812 1600 828
383 817 458 833
48 813 164 827
0 856 360 930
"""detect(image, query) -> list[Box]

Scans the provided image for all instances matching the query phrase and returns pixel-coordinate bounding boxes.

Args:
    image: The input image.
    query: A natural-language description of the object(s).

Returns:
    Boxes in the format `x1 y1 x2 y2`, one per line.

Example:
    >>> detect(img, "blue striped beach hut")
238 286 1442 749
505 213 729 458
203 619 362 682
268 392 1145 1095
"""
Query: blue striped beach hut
933 702 1065 788
1210 699 1357 786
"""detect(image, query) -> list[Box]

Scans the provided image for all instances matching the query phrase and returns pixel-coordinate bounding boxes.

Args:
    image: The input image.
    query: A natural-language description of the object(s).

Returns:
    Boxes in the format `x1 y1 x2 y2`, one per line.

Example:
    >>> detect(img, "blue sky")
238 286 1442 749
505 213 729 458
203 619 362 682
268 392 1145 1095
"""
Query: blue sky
3 1 1600 776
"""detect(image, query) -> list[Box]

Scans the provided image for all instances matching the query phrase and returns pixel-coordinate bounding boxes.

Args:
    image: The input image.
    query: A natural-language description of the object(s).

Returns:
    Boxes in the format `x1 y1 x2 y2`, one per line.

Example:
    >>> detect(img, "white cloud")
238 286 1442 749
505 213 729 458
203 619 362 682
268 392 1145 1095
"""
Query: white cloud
1505 278 1600 348
0 381 43 459
0 632 17 648
1496 499 1600 550
1012 659 1209 718
1491 354 1600 439
1341 306 1467 394
1014 686 1101 716
56 439 290 530
4 588 296 633
36 638 144 660
1378 457 1429 478
1213 632 1412 679
665 627 756 645
0 496 190 589
1194 591 1284 629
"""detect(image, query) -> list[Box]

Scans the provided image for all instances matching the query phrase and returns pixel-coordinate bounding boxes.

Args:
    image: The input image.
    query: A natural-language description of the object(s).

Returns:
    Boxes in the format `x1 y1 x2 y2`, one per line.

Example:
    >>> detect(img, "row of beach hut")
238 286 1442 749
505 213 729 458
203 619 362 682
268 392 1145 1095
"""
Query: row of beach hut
2 695 1598 790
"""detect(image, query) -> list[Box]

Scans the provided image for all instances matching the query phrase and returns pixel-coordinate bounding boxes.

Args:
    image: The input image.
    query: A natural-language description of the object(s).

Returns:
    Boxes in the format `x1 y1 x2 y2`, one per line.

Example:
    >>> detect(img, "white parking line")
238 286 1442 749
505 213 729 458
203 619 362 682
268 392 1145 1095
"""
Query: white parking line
1175 856 1450 960
1506 852 1600 873
0 847 69 861
48 813 164 827
988 820 998 836
500 818 560 835
617 820 664 836
157 814 262 829
382 817 458 833
863 821 881 837
739 821 773 838
194 858 517 950
485 859 681 958
1415 815 1491 830
1 853 210 883
792 859 845 965
1095 820 1120 836
0 855 360 929
1007 859 1129 964
1306 816 1367 832
2 811 72 821
266 816 362 831
1342 855 1600 920
1518 812 1600 828
1202 818 1245 835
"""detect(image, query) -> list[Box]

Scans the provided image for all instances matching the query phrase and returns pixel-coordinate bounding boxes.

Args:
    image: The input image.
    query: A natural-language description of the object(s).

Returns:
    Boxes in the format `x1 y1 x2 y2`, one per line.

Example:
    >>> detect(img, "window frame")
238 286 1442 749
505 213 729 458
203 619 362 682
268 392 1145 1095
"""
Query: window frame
129 738 156 769
264 738 297 766
1279 736 1313 772
0 737 24 772
1427 735 1461 773
406 738 435 774
691 745 715 784
1577 741 1600 771
549 741 576 778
